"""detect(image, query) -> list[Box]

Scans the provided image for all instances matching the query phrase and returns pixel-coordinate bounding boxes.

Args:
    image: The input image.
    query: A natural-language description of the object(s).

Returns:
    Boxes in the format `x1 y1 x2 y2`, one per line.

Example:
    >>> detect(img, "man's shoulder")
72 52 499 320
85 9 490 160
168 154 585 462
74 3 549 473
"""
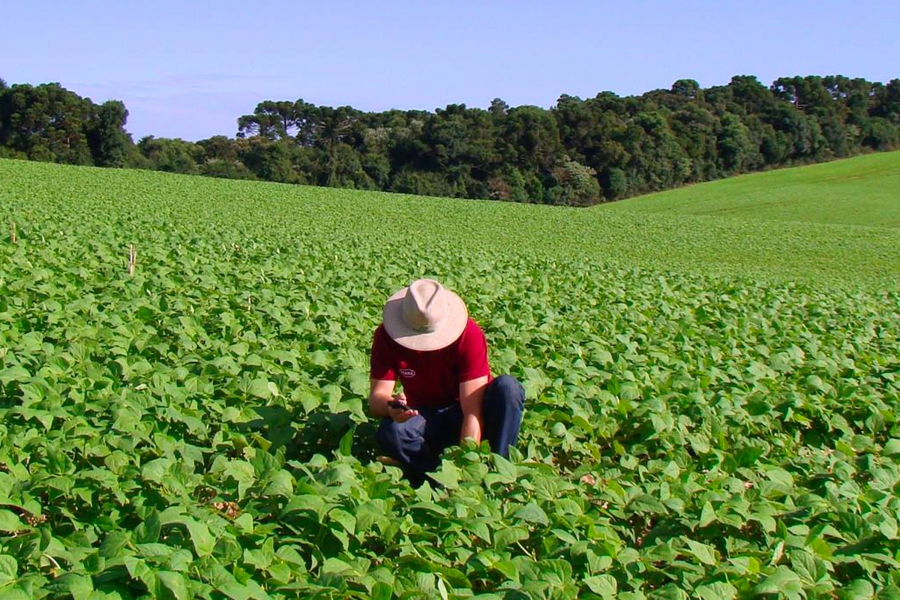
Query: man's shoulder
463 317 485 336
458 318 487 348
372 323 395 351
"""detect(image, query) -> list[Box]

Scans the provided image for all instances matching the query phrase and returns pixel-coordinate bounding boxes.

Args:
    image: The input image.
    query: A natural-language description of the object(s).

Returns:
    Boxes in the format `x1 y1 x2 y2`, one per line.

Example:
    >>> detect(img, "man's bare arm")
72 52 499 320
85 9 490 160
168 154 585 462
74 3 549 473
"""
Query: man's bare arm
368 378 396 417
459 376 489 444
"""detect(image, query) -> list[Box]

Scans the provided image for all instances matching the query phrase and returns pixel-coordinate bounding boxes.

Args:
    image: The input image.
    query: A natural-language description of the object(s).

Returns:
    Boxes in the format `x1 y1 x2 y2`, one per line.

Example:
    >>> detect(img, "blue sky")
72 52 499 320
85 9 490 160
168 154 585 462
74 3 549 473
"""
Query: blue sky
2 1 898 141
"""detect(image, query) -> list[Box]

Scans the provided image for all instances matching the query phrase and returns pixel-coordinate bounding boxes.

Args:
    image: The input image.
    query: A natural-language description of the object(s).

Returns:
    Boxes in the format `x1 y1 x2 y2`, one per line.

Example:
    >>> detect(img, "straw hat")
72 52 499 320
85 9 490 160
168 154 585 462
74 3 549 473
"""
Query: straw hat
383 279 468 351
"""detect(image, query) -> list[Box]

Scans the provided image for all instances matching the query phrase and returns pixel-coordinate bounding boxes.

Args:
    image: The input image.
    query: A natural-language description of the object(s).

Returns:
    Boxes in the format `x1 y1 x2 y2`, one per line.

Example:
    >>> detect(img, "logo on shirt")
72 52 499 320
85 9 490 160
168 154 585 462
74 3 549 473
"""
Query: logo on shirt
399 368 416 378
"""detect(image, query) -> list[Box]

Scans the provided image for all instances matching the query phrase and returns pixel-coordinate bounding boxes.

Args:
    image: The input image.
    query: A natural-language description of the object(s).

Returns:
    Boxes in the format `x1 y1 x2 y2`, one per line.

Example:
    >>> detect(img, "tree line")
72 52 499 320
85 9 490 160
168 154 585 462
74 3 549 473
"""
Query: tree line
1 74 899 205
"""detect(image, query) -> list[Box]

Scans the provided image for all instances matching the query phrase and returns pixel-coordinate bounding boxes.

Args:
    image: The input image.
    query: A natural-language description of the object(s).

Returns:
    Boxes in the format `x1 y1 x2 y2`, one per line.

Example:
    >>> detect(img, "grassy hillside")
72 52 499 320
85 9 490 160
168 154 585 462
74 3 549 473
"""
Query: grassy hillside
2 158 898 289
604 151 900 228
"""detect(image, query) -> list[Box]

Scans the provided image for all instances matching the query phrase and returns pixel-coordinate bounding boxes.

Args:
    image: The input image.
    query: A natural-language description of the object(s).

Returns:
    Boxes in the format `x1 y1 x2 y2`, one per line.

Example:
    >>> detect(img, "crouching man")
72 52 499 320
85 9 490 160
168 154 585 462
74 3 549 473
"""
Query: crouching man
368 279 525 486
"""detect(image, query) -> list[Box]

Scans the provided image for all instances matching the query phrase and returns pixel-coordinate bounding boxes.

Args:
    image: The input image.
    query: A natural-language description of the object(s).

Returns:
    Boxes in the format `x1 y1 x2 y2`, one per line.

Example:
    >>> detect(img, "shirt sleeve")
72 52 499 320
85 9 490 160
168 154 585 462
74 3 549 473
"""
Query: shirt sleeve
457 319 491 382
370 325 397 380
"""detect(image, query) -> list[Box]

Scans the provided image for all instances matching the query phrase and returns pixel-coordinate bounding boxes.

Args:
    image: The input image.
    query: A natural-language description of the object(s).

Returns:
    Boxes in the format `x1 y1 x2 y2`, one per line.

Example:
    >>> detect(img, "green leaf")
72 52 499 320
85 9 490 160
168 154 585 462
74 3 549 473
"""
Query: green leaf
695 582 737 600
492 453 517 483
594 349 613 365
223 460 257 498
0 366 30 384
321 557 353 575
429 462 460 489
494 526 529 548
55 573 94 600
138 543 176 559
662 461 680 478
552 528 577 544
338 424 356 457
184 518 216 557
217 581 255 600
275 546 305 567
514 502 549 526
99 531 131 560
233 513 254 533
248 378 272 399
754 567 802 595
141 458 172 483
880 517 898 540
283 494 327 518
157 570 190 600
329 508 357 535
684 538 717 565
124 556 151 580
806 374 830 392
411 501 448 516
0 509 24 532
764 467 794 493
243 538 275 569
0 555 17 584
790 550 820 584
584 574 617 598
471 521 492 543
839 579 875 599
492 558 519 581
263 469 294 497
135 511 162 544
883 439 900 456
628 494 666 514
699 501 717 528
295 391 322 414
372 582 393 600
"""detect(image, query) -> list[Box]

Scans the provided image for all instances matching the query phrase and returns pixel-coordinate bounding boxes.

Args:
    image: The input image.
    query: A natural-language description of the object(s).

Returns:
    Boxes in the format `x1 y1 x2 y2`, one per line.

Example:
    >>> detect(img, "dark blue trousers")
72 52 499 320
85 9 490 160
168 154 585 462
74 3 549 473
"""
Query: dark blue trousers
376 375 525 486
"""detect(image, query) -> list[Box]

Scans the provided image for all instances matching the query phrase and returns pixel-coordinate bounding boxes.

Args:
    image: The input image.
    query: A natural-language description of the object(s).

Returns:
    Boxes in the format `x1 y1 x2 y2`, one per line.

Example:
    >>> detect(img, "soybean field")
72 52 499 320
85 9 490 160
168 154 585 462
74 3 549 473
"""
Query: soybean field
0 155 899 599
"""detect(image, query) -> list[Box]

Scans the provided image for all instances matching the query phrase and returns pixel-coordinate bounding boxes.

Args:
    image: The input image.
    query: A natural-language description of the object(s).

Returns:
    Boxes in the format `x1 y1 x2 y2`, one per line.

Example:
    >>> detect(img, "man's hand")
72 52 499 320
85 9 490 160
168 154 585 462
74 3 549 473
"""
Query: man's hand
370 379 420 421
388 392 419 423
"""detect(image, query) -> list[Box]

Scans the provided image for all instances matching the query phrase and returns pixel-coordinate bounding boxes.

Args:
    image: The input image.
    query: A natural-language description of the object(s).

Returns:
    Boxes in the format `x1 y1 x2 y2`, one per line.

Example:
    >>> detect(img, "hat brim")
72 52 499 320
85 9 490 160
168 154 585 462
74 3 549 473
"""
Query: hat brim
382 287 468 351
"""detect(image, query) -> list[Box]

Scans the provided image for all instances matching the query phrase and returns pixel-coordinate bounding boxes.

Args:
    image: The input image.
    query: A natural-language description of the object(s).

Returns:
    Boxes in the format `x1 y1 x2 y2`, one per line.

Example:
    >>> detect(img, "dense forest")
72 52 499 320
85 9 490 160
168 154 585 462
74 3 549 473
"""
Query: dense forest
1 74 898 205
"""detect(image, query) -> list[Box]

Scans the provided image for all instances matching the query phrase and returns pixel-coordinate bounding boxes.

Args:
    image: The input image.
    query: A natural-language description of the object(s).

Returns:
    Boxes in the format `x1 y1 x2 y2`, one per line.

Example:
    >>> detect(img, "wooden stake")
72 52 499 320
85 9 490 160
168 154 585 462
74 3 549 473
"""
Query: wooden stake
9 221 16 244
128 244 136 276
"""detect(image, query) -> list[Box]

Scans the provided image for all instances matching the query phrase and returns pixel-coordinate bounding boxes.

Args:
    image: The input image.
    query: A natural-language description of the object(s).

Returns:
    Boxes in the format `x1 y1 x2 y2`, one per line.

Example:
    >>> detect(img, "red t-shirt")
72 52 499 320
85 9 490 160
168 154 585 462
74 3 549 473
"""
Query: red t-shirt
370 318 491 409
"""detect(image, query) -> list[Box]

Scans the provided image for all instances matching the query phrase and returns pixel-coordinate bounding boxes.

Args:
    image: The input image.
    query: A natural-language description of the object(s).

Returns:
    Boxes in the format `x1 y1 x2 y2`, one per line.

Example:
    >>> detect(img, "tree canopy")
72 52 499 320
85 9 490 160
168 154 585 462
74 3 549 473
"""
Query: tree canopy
0 82 135 166
1 74 898 205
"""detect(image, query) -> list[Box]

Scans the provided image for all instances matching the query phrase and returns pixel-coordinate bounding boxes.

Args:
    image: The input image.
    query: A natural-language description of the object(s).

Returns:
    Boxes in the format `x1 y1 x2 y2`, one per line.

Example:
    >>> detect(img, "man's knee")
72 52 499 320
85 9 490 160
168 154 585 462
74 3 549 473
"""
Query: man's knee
377 415 427 457
487 374 525 407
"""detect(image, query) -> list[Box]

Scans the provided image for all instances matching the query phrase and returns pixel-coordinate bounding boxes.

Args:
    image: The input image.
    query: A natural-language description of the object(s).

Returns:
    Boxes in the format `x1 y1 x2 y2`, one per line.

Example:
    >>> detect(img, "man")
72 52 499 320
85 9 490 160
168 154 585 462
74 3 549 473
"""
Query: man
369 279 525 485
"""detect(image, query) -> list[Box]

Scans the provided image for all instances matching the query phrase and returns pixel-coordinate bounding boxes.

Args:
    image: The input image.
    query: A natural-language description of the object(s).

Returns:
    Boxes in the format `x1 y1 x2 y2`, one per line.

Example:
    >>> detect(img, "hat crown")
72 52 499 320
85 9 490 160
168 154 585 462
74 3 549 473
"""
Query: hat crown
401 279 448 333
382 278 468 351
